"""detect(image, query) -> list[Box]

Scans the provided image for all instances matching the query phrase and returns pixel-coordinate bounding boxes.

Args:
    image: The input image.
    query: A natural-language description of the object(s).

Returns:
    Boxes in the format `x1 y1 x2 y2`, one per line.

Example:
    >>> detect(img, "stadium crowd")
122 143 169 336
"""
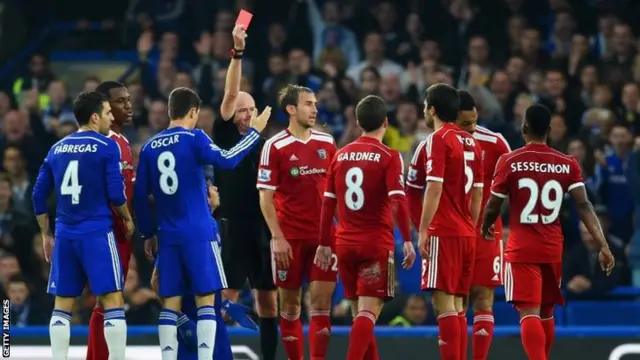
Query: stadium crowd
0 0 639 328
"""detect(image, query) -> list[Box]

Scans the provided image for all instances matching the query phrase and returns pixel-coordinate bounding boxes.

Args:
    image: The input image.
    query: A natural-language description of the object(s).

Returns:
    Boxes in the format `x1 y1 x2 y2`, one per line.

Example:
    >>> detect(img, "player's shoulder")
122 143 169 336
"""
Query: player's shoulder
474 126 511 150
263 130 291 151
310 129 336 146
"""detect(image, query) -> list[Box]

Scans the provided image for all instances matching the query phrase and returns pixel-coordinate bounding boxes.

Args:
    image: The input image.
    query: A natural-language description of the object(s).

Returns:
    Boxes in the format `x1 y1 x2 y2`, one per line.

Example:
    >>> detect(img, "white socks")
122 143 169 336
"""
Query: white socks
49 309 71 360
196 305 217 360
104 308 127 360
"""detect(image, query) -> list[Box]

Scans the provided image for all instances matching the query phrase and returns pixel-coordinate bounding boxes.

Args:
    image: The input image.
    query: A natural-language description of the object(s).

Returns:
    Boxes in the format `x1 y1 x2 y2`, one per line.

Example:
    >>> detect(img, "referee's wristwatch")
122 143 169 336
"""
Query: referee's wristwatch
230 48 244 60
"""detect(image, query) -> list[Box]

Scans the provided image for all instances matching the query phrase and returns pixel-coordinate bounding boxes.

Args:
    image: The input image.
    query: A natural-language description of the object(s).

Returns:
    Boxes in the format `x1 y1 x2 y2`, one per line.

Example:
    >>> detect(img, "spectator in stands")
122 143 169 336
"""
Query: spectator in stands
626 143 640 286
347 32 403 83
0 110 45 178
2 145 33 217
12 53 55 110
0 172 34 270
563 219 627 299
388 295 430 327
123 266 161 324
8 274 49 326
302 0 360 67
125 0 185 31
594 124 635 240
0 252 21 297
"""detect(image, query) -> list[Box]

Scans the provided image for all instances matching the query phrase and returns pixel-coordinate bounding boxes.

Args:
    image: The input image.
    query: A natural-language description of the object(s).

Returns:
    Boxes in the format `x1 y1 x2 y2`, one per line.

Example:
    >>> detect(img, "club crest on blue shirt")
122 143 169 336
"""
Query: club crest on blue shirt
317 149 327 159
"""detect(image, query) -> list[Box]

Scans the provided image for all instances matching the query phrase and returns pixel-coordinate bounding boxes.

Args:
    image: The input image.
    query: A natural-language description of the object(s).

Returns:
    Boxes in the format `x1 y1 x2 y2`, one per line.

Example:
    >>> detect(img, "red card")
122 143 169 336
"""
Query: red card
236 10 253 30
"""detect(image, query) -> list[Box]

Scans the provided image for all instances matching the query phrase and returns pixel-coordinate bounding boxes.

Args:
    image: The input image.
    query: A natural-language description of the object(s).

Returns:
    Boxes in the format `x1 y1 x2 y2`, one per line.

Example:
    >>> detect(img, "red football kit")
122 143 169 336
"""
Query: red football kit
490 143 583 307
87 130 134 360
108 130 134 276
320 136 411 300
257 129 337 288
409 123 483 296
470 126 511 288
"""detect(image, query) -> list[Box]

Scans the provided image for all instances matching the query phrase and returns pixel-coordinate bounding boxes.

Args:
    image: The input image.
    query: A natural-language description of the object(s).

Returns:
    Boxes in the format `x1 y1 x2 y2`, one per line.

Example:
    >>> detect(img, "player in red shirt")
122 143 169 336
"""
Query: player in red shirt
87 81 134 360
258 85 337 360
412 84 483 360
314 95 416 360
454 90 511 360
481 104 615 360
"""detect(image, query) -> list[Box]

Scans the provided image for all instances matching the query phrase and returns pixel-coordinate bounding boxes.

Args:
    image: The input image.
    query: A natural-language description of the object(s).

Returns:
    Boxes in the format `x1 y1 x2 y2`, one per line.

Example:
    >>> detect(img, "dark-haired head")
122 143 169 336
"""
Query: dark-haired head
278 84 317 129
168 87 202 128
522 104 551 142
456 89 478 133
356 95 388 133
424 83 460 128
73 91 113 135
95 81 132 125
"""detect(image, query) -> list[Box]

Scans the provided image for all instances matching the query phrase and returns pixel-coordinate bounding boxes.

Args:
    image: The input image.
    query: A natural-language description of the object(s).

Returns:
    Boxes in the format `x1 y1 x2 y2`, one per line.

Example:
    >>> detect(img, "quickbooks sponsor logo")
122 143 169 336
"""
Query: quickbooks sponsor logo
290 166 326 177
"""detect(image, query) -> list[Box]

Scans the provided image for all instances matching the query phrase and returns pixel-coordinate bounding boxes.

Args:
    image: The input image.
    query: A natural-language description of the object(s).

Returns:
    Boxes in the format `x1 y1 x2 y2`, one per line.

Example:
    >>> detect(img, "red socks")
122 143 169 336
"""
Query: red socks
363 336 379 360
347 310 376 360
437 312 460 360
280 312 304 360
458 312 468 359
87 307 109 360
541 317 555 358
520 315 547 360
309 310 331 360
472 311 494 360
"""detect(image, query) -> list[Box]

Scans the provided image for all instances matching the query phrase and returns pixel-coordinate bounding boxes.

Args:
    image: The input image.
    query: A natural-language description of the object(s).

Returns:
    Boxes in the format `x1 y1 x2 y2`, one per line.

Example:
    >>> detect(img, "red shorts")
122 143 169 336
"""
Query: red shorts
336 245 395 300
421 236 474 296
272 240 338 289
503 262 564 308
471 237 503 288
116 237 131 278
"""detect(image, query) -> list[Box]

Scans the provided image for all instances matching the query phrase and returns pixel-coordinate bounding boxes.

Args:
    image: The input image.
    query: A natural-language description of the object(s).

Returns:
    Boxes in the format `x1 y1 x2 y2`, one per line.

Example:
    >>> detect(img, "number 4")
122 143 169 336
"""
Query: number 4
61 160 82 204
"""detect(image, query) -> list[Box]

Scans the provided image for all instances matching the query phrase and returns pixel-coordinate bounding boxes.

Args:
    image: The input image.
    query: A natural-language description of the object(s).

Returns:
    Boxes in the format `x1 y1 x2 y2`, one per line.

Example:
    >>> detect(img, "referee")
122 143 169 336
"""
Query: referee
214 25 278 360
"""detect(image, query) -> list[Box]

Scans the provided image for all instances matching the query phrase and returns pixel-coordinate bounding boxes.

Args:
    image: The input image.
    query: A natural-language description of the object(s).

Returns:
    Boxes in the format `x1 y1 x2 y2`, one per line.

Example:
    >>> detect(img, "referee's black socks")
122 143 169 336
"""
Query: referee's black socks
259 317 278 360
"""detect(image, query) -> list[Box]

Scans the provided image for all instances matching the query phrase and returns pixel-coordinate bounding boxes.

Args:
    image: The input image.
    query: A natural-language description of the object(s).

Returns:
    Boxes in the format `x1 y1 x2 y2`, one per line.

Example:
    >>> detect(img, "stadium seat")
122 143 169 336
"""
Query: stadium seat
565 301 640 325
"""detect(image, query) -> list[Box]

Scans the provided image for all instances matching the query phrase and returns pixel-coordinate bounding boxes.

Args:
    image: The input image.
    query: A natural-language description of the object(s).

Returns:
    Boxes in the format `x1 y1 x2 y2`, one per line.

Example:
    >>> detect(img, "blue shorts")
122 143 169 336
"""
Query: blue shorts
48 230 124 297
157 240 227 297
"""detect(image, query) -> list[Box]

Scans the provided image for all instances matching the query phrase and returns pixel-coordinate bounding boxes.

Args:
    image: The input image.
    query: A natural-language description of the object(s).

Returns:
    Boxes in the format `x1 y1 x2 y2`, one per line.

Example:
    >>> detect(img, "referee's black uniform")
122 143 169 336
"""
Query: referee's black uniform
212 117 275 292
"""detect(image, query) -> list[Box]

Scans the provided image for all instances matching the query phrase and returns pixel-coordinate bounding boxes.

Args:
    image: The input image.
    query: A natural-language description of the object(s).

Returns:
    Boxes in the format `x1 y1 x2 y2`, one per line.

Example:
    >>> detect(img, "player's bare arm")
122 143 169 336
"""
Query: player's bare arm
391 197 416 269
220 26 247 120
259 188 293 268
569 185 615 275
114 203 135 240
470 186 483 225
315 194 336 272
481 194 503 240
418 181 443 257
35 213 54 262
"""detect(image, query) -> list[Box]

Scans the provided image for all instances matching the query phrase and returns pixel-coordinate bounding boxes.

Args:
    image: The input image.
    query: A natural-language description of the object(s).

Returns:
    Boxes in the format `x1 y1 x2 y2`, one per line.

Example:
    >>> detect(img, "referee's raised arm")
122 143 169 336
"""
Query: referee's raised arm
214 23 280 360
220 26 246 121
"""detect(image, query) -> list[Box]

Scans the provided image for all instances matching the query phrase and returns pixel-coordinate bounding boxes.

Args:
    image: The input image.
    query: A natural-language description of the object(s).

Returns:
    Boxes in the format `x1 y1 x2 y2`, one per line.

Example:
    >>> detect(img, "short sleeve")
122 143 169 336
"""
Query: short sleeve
472 143 484 188
257 141 280 190
426 134 445 182
323 161 337 199
490 155 509 198
386 151 406 197
567 157 585 192
406 140 427 189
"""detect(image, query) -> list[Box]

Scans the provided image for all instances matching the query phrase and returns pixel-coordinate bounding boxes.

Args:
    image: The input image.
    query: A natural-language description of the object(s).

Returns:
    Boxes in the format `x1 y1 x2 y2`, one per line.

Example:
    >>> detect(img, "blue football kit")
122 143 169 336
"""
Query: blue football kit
32 130 127 297
134 126 260 297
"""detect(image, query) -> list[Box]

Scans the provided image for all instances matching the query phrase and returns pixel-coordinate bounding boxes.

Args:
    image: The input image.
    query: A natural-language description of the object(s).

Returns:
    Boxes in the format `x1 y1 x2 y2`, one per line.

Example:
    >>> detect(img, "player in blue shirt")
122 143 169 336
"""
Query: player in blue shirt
32 91 134 360
134 87 270 360
150 183 257 360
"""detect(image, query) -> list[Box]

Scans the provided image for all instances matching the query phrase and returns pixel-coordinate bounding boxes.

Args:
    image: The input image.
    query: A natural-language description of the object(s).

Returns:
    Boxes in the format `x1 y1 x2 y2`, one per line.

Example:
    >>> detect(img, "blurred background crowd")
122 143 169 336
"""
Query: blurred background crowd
0 0 639 328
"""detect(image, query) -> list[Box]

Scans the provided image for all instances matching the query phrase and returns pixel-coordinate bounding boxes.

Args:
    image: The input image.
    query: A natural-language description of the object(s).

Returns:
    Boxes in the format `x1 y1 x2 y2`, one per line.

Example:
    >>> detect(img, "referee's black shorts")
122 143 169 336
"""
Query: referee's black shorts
219 214 276 291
